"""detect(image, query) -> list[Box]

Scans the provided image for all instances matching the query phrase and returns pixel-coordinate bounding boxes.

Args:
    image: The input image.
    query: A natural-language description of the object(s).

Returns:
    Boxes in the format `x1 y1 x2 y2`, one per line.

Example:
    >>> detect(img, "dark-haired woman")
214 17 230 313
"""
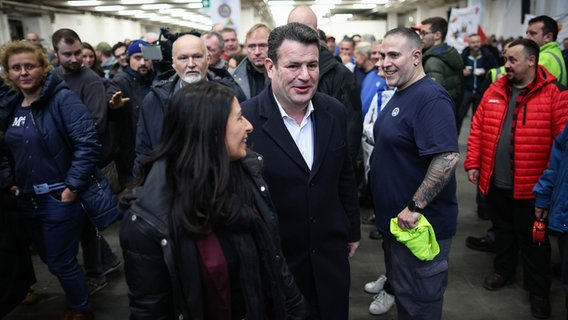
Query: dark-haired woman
81 42 104 78
120 81 308 319
0 41 100 319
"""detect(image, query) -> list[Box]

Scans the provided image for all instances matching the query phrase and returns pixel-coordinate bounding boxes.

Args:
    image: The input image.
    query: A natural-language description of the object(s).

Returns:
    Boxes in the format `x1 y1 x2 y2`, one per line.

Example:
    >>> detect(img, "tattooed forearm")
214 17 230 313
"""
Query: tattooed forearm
413 152 460 208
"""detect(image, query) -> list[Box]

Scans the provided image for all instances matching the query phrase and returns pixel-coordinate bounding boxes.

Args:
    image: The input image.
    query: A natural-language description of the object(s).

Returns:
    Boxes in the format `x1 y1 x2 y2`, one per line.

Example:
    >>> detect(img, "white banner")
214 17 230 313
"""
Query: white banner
447 6 482 53
210 0 241 36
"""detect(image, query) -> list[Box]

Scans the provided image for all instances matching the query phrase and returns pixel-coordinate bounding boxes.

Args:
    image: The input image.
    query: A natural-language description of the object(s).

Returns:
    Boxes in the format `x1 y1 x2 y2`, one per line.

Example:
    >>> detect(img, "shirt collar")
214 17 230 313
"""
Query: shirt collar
273 92 314 122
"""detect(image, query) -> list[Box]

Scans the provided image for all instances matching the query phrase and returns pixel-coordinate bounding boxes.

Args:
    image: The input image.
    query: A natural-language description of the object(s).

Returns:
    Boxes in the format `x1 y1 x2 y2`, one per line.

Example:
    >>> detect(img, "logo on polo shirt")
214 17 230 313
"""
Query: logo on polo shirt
392 107 400 117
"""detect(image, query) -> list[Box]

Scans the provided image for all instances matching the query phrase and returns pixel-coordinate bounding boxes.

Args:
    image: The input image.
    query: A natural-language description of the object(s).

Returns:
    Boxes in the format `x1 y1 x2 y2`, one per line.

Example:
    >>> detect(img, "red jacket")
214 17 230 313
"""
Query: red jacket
464 66 568 199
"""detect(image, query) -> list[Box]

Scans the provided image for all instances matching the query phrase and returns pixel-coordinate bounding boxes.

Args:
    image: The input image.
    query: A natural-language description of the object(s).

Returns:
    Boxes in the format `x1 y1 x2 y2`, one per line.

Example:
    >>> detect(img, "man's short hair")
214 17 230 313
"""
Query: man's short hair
355 41 372 57
222 27 237 36
202 31 225 51
340 37 355 47
421 17 448 40
267 22 319 65
508 38 540 63
528 15 559 41
384 27 422 52
112 41 127 55
52 28 81 52
245 23 271 43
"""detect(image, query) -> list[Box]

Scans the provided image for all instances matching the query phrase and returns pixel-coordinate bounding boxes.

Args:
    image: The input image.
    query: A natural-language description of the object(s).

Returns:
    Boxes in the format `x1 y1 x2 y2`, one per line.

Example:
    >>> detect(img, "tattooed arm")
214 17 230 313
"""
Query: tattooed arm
397 151 460 230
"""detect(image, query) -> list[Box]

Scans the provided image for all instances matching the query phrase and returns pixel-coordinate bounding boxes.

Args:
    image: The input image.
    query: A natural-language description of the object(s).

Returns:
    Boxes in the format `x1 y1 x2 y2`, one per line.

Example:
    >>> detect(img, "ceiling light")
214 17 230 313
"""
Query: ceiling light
187 3 203 8
330 14 353 22
121 0 155 4
67 1 102 6
141 4 171 10
353 4 376 9
315 0 340 4
117 9 144 15
95 5 125 11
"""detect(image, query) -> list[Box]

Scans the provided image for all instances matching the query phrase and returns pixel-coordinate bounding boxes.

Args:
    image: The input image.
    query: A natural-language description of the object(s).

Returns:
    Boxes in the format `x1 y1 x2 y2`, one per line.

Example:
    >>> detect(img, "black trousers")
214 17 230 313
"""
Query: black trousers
487 184 551 296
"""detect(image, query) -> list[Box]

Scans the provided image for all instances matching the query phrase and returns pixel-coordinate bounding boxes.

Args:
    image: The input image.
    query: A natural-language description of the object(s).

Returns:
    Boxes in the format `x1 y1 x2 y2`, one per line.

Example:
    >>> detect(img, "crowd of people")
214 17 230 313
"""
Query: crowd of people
1 5 568 320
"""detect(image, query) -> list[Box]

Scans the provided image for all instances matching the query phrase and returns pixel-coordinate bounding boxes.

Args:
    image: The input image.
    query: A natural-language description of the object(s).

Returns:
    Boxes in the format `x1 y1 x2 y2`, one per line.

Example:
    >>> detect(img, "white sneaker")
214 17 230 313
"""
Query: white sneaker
369 290 395 315
364 274 387 294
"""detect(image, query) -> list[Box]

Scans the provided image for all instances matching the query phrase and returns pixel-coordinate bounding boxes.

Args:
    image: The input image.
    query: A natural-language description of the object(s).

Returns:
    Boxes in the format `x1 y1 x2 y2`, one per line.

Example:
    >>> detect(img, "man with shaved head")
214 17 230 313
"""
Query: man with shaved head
371 27 459 319
134 34 244 174
288 6 362 176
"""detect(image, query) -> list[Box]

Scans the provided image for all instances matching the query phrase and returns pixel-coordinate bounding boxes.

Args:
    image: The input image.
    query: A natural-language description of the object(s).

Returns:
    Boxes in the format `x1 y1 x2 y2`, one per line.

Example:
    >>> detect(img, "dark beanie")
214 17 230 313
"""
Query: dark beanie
128 40 148 57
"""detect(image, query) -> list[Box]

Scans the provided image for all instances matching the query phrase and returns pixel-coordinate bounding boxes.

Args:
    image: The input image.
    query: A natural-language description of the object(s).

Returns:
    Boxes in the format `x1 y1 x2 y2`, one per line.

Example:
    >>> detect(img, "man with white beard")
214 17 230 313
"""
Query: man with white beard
134 34 244 175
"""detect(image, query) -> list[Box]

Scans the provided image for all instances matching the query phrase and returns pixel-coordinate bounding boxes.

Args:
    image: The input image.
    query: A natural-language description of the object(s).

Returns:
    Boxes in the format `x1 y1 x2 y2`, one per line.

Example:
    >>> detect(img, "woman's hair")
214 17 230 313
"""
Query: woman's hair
229 53 246 66
143 81 248 235
81 42 104 77
0 40 51 91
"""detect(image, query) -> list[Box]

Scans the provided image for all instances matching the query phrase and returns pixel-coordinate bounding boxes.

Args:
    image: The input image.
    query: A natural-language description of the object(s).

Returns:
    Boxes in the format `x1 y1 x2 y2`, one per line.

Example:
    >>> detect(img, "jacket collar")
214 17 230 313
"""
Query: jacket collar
255 86 333 177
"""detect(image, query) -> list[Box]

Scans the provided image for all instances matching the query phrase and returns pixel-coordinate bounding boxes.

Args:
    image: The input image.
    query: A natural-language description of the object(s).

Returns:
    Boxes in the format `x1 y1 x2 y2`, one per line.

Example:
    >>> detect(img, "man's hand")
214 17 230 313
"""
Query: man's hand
108 91 130 110
535 207 549 221
347 241 360 259
467 169 480 184
397 207 421 230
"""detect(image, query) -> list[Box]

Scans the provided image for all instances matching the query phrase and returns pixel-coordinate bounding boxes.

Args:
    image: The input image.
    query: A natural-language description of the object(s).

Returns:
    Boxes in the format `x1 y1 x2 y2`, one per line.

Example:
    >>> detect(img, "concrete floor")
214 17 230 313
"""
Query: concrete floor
4 121 566 320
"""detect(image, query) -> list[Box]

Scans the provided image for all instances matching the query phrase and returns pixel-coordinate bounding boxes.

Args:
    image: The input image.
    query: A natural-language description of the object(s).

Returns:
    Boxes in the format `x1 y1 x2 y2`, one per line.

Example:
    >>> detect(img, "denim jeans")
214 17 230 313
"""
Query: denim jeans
81 216 118 282
18 194 89 311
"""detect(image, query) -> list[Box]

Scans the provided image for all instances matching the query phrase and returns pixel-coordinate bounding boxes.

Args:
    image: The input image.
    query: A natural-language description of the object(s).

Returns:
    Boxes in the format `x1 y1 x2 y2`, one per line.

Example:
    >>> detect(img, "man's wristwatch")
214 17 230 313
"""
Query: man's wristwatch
407 200 424 213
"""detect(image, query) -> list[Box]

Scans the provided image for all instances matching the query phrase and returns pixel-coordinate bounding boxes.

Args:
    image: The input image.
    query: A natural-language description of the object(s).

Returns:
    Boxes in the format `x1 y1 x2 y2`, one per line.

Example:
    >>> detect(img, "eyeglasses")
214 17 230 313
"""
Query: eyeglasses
246 43 268 51
420 30 434 36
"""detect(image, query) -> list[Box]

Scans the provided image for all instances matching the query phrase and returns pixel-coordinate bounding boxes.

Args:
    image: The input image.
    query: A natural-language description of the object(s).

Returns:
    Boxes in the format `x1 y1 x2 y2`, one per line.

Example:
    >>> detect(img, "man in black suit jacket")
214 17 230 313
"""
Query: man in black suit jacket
242 23 360 319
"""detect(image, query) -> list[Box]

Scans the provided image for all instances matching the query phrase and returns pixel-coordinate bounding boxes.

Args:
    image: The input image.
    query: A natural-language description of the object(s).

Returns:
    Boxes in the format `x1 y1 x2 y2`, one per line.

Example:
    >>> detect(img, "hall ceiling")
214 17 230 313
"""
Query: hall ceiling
4 0 457 30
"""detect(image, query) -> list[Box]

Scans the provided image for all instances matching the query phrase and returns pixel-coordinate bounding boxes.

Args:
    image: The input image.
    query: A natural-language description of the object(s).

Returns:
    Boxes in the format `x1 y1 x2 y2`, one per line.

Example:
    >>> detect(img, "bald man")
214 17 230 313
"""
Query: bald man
24 32 41 44
134 34 244 174
288 6 362 175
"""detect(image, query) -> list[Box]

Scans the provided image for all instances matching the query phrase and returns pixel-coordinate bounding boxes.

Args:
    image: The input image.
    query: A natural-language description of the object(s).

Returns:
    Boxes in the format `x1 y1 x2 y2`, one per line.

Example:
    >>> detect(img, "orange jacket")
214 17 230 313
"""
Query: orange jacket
464 66 568 199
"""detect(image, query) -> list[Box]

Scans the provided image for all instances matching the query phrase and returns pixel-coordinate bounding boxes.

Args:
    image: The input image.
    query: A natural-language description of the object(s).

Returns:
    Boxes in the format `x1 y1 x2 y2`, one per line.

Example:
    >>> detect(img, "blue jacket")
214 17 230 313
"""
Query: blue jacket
533 123 568 232
134 73 247 176
0 71 100 191
460 46 499 93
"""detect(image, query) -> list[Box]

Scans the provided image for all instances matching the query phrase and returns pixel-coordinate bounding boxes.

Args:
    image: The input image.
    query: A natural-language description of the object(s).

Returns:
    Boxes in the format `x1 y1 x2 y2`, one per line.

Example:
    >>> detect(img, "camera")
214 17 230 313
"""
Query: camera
141 27 201 78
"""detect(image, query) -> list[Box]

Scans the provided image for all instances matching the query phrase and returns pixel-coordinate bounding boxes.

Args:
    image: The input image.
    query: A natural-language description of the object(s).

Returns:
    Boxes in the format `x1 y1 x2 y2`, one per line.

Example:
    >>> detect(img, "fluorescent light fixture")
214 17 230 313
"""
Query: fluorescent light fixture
141 4 171 10
162 8 186 14
330 14 353 22
67 1 102 6
95 5 125 11
353 4 376 9
121 0 155 4
187 3 203 8
117 9 144 15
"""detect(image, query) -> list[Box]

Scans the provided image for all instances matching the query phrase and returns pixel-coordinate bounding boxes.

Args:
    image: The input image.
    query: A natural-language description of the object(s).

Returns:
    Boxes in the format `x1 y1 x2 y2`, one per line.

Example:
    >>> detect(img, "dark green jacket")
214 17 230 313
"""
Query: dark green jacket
423 43 464 109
